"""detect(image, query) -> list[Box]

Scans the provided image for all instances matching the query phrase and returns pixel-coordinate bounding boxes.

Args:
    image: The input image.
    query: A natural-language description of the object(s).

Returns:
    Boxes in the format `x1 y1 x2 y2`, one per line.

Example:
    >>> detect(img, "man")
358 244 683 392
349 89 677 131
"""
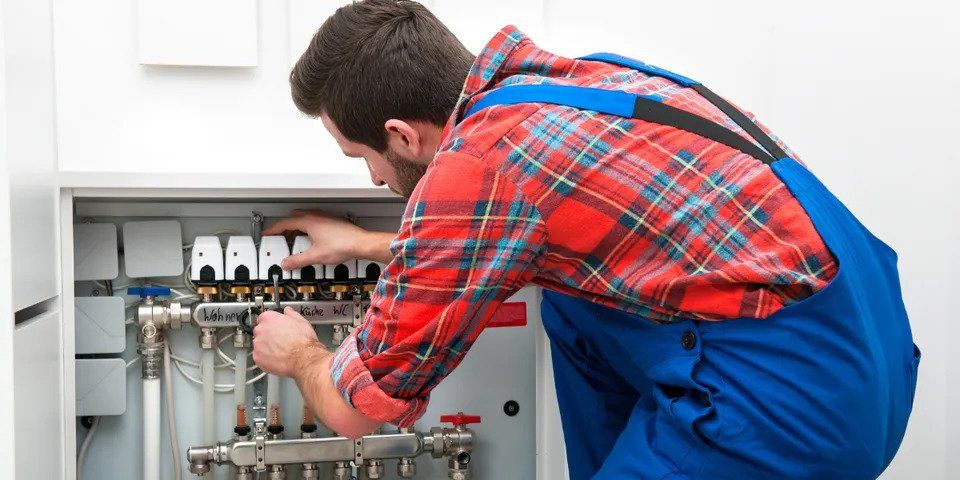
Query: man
252 1 919 478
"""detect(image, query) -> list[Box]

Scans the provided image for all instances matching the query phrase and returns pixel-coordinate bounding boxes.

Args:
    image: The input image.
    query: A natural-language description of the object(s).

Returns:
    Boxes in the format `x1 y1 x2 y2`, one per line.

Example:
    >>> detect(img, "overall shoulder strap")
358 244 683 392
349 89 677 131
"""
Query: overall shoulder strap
461 53 788 165
581 52 789 162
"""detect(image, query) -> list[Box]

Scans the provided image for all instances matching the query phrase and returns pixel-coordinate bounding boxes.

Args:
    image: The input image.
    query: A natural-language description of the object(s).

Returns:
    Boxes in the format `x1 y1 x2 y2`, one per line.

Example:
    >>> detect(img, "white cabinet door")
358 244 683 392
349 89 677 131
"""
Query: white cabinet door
3 0 60 310
13 309 64 480
0 27 16 474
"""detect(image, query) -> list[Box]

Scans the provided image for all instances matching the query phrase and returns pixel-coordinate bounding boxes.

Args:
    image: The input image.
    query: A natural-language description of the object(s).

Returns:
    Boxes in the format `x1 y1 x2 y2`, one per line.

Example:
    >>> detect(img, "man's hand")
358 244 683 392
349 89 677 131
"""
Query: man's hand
262 209 395 268
252 306 382 438
252 307 327 377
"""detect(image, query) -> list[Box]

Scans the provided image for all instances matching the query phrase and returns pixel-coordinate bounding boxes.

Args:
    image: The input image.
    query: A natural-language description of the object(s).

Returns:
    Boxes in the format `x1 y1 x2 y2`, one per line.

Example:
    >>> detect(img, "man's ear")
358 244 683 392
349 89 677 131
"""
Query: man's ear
384 119 422 160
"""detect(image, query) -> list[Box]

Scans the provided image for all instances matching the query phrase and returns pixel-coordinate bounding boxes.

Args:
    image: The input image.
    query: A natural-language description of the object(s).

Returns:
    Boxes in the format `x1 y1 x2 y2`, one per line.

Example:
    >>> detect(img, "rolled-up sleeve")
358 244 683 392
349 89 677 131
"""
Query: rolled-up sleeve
330 151 547 426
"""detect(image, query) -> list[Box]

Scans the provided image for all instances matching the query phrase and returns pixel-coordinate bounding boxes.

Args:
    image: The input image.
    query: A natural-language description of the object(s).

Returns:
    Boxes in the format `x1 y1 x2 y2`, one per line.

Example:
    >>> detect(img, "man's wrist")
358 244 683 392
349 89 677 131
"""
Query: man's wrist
356 230 395 264
290 340 332 383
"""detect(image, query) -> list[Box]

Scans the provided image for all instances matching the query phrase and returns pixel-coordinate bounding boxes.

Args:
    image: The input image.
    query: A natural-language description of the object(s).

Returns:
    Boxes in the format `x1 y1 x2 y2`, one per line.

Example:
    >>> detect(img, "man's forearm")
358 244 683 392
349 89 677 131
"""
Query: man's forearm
291 341 382 439
356 231 396 264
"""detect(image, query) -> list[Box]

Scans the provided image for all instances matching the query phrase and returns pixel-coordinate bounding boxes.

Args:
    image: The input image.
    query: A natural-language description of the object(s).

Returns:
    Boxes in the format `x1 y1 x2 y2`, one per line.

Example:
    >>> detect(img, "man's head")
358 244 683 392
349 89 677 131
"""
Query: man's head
291 0 473 197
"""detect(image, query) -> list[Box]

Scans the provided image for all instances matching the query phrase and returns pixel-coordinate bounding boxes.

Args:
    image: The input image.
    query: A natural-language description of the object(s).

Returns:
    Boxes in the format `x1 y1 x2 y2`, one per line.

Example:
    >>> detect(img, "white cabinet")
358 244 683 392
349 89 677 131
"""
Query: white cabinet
3 0 61 310
13 309 64 480
0 54 15 480
2 0 60 476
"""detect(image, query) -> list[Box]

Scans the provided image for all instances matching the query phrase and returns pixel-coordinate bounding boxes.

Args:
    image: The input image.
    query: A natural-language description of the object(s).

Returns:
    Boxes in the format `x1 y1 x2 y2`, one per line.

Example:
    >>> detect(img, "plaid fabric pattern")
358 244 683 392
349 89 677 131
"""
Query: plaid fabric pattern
332 26 838 426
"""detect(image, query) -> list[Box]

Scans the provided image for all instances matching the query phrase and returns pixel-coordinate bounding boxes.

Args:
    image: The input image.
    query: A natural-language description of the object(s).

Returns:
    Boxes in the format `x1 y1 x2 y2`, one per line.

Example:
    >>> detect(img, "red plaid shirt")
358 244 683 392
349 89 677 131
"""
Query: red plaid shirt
332 26 838 426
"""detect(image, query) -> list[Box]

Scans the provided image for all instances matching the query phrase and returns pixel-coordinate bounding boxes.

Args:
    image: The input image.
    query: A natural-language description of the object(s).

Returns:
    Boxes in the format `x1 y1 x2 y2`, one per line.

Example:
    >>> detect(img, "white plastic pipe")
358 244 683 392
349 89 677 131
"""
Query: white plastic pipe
143 378 161 480
201 348 216 444
233 347 248 409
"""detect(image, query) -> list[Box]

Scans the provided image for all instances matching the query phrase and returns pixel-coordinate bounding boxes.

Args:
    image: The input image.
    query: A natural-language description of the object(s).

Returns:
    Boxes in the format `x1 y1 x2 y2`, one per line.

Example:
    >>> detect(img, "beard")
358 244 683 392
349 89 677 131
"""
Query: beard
384 149 429 198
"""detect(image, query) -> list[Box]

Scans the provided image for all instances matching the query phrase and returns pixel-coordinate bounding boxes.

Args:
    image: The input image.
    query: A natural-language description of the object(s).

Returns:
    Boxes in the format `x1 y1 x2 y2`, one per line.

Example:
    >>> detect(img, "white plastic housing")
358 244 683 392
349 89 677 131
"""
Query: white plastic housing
225 236 258 282
258 235 291 280
122 220 184 278
324 260 358 281
357 259 387 282
290 235 322 281
73 223 119 281
190 236 224 282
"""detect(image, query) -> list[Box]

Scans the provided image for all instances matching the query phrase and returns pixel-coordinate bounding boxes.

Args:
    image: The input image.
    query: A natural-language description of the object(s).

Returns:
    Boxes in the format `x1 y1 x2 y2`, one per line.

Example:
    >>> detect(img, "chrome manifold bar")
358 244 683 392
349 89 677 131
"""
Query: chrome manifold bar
191 300 367 329
187 427 475 477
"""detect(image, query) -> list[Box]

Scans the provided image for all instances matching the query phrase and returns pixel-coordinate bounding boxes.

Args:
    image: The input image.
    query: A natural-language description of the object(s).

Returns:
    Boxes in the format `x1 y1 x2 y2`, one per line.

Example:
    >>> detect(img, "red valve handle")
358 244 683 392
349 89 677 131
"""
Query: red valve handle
440 413 482 427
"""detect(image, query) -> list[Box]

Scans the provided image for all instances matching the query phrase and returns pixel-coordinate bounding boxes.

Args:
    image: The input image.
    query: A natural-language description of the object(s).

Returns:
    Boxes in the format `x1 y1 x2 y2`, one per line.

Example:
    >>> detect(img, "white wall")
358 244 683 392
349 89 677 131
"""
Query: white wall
53 0 350 175
50 0 959 478
52 0 549 175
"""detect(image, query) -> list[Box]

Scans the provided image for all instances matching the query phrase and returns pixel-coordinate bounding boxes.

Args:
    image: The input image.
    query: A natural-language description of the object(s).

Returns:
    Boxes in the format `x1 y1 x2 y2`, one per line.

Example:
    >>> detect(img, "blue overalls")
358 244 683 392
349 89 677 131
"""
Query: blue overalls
463 53 920 479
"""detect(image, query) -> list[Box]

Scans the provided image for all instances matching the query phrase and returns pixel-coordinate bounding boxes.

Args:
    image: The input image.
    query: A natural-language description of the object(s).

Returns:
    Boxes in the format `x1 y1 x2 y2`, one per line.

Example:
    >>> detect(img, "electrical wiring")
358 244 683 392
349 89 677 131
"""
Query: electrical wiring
184 260 197 292
169 353 200 368
170 331 257 387
168 287 199 303
76 416 101 480
97 280 135 291
170 350 232 369
172 358 266 392
216 343 258 371
213 330 259 371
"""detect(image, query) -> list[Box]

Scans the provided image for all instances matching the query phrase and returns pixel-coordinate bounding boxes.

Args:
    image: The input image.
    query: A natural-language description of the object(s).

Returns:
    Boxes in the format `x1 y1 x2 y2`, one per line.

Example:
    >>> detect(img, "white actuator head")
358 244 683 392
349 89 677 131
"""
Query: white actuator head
291 235 323 282
357 259 386 282
325 260 358 282
258 235 291 280
225 236 258 282
190 236 224 283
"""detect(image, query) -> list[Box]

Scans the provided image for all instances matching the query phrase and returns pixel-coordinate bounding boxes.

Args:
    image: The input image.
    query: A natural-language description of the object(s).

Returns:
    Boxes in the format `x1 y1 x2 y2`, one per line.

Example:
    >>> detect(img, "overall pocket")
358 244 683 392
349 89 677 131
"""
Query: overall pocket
908 343 921 409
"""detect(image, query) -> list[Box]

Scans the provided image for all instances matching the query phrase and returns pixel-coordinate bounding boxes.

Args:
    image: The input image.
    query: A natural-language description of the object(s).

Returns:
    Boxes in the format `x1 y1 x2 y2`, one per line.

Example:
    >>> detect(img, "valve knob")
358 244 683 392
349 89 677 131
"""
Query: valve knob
440 413 481 427
127 286 171 298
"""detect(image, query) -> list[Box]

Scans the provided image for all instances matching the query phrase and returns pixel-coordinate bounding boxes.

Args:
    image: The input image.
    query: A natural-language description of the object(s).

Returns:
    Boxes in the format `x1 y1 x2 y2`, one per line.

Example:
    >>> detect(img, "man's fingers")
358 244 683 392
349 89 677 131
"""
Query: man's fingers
291 208 332 218
262 217 307 236
281 250 323 270
283 306 308 322
258 310 279 322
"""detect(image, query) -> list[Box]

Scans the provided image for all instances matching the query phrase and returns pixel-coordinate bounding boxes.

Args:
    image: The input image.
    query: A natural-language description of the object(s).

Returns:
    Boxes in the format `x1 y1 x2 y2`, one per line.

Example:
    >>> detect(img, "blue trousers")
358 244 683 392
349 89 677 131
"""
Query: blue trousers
541 159 919 479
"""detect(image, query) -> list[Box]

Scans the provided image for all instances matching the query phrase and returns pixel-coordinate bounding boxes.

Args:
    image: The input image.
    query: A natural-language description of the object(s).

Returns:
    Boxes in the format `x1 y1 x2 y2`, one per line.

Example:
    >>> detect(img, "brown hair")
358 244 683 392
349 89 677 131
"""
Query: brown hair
290 0 474 152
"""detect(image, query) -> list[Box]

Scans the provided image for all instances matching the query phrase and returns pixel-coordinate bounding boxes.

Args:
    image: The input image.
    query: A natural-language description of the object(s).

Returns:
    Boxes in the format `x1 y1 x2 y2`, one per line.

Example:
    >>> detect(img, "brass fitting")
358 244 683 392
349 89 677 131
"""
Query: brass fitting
230 285 252 296
263 285 280 296
196 285 218 296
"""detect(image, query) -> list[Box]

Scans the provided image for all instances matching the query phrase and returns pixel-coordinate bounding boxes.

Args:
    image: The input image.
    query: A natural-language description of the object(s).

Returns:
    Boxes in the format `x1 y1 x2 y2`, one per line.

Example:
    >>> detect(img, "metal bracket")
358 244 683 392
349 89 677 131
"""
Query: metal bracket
352 293 363 327
251 211 264 244
354 437 364 464
254 430 267 472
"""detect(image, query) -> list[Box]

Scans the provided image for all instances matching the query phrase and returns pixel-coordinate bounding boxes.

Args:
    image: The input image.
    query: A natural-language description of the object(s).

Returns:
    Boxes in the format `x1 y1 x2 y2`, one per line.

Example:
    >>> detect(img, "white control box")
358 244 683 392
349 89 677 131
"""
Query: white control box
258 235 291 280
76 358 127 416
357 259 387 282
74 223 119 281
122 220 184 278
325 260 357 281
225 236 257 282
75 296 126 354
291 235 323 282
190 235 224 282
